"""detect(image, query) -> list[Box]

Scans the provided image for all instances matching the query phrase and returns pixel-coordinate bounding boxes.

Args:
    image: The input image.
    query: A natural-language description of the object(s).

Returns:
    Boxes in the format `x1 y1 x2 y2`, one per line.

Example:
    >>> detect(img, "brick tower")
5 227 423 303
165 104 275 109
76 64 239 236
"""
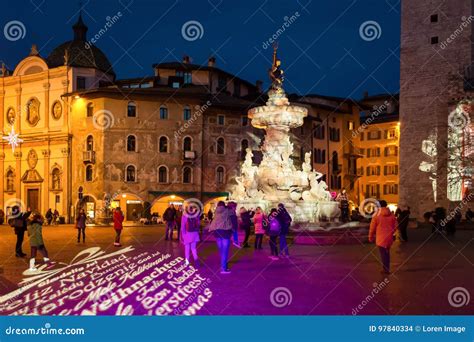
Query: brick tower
399 0 474 218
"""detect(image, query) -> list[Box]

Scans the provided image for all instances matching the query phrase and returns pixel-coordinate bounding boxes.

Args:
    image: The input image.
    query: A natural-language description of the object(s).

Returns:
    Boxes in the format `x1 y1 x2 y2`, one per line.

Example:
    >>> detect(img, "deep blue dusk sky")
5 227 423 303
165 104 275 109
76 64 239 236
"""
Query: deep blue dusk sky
0 0 400 98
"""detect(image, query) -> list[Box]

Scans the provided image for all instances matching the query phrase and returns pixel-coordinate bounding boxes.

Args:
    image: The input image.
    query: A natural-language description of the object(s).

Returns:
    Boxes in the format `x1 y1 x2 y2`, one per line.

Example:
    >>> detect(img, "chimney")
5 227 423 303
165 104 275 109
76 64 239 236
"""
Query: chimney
208 56 216 67
363 91 369 99
182 55 191 64
256 80 263 93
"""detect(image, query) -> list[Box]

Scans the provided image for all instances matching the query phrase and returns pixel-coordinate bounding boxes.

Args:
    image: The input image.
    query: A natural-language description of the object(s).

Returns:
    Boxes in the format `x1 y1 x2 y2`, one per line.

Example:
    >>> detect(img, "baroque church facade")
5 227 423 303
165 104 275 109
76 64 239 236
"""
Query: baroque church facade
0 16 114 222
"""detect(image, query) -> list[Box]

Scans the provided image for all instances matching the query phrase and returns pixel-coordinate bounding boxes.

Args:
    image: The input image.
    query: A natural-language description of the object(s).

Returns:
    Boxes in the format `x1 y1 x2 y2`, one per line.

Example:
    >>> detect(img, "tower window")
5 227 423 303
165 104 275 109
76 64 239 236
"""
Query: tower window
431 36 439 44
430 14 438 23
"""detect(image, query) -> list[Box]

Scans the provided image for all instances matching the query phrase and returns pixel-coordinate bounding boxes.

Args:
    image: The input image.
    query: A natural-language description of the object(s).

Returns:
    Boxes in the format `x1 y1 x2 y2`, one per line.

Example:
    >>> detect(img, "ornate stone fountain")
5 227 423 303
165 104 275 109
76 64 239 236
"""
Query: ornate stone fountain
230 46 340 223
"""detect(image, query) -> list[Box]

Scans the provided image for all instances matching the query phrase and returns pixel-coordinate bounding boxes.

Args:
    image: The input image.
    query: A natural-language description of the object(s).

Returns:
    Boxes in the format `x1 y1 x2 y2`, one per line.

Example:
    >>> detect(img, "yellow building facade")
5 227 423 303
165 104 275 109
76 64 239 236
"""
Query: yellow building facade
356 94 400 210
0 16 114 220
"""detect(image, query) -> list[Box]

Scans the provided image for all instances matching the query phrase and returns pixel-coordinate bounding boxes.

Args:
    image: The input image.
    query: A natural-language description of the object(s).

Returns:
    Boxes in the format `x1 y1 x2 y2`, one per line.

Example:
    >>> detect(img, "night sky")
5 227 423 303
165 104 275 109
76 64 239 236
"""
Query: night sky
0 0 401 98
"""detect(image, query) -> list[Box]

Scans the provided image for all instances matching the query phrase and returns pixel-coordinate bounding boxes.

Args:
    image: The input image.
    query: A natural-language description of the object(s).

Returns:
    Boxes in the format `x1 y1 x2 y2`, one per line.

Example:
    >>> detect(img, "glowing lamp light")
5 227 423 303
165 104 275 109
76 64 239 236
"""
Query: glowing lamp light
74 95 80 99
170 195 176 199
122 194 127 198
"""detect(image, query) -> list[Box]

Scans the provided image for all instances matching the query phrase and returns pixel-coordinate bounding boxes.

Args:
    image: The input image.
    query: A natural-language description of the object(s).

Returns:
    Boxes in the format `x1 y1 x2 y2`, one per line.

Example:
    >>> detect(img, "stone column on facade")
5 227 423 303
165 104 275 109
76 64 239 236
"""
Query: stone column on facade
0 152 4 207
43 82 50 130
14 151 22 203
62 80 69 132
15 87 21 133
0 90 4 207
0 90 5 134
42 149 50 212
61 147 70 221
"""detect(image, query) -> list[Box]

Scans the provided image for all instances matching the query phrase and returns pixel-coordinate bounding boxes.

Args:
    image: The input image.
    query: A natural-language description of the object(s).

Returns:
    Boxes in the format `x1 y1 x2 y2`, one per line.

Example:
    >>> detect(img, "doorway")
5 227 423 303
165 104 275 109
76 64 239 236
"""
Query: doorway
27 188 40 212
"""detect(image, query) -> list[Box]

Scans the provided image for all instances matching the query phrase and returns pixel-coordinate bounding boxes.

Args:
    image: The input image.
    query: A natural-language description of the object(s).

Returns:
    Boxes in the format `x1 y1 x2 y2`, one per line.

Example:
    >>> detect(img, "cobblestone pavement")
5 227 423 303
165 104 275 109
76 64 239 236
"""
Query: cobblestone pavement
0 224 472 315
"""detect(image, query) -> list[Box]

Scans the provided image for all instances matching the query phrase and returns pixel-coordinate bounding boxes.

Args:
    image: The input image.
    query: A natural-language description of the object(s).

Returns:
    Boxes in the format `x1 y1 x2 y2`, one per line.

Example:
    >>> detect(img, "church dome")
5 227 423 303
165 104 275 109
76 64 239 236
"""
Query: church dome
46 14 115 77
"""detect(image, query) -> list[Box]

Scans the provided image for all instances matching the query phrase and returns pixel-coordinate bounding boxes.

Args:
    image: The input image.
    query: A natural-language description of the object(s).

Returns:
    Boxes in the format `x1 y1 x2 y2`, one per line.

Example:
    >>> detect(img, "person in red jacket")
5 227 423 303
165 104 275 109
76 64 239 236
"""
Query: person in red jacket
113 207 125 247
368 200 397 274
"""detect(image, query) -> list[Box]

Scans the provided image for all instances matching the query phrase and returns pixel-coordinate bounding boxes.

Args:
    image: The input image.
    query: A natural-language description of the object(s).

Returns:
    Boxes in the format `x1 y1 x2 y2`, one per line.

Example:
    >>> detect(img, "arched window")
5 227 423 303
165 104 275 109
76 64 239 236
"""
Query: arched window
85 165 93 182
240 139 248 159
183 136 192 151
86 102 94 117
159 136 169 153
158 166 168 183
52 168 61 190
126 165 136 182
127 135 137 152
183 167 192 184
127 101 137 117
216 137 225 155
216 166 225 185
86 135 94 151
6 169 14 192
183 106 191 121
160 105 168 120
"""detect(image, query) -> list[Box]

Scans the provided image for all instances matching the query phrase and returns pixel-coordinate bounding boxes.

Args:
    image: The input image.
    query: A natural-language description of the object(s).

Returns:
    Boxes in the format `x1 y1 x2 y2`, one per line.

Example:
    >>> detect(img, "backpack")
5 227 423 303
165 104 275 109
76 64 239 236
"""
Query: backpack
268 218 281 235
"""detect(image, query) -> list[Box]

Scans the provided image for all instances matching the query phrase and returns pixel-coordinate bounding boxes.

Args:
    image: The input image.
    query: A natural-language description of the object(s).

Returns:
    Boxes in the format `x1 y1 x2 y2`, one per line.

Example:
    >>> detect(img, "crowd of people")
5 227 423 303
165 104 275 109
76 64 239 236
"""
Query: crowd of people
3 197 471 276
204 201 292 273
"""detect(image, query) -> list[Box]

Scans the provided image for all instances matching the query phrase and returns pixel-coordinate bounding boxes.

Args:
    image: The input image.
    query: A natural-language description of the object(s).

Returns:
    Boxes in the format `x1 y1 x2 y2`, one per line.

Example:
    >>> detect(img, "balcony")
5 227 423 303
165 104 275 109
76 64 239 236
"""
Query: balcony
347 167 363 178
344 147 364 158
83 151 95 164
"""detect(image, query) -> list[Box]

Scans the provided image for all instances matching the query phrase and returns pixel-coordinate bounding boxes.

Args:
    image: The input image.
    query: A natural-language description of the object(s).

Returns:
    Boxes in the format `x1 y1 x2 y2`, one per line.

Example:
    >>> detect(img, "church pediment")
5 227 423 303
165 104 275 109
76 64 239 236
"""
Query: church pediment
21 169 43 183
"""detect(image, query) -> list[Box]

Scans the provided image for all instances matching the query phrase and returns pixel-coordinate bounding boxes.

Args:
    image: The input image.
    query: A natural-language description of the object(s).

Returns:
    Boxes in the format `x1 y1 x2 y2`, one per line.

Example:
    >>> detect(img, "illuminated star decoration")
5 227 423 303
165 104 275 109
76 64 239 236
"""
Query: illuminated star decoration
2 126 23 152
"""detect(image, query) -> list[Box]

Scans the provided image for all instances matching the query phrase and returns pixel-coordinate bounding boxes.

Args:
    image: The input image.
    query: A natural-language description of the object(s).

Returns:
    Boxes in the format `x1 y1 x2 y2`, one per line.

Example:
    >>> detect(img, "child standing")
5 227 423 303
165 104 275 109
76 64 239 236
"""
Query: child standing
253 207 266 250
27 213 51 271
180 203 201 266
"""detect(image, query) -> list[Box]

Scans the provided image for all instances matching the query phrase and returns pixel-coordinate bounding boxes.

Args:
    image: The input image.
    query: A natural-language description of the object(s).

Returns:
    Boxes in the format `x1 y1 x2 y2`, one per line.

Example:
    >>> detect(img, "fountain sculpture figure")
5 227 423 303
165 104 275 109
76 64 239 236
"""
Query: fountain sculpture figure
230 45 340 223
